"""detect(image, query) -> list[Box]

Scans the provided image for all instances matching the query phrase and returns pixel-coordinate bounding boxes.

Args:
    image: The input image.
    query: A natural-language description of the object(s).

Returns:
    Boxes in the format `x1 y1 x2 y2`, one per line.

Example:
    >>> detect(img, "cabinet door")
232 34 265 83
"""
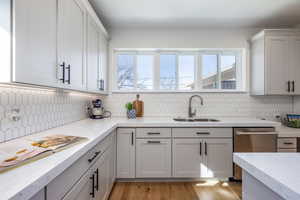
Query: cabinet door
93 153 109 200
202 138 233 178
117 128 135 178
58 0 86 90
62 169 93 200
136 139 171 178
265 36 290 95
289 37 300 95
98 32 108 91
108 133 116 190
14 0 58 87
87 15 100 92
173 139 203 177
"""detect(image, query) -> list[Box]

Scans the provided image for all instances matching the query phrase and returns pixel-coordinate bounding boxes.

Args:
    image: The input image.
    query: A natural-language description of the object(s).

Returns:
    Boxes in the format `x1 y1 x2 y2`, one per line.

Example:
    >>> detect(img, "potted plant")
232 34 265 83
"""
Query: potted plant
125 102 136 119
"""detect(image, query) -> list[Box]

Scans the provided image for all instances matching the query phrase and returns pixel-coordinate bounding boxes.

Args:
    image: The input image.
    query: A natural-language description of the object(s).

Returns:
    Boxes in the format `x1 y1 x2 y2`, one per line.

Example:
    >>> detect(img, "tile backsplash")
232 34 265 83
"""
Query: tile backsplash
103 93 293 119
0 86 99 143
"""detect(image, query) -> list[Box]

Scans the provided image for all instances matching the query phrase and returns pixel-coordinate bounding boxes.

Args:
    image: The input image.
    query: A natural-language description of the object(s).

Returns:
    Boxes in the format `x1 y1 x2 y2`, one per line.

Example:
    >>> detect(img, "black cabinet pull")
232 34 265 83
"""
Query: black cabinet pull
283 142 294 145
95 168 99 191
66 64 71 84
88 151 101 163
147 132 160 135
205 142 207 155
200 142 202 155
90 174 95 198
59 62 65 83
147 141 161 144
131 132 134 146
292 81 295 92
288 81 291 92
196 132 210 135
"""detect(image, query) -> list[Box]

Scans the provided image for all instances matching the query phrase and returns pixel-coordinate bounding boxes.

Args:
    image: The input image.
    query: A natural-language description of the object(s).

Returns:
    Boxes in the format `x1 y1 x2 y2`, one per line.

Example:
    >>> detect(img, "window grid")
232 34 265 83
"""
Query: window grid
115 50 243 92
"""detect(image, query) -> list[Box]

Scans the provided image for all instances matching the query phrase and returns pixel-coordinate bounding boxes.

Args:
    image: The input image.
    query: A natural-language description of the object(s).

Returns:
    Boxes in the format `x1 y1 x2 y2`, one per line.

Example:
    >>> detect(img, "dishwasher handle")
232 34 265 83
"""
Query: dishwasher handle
236 131 278 135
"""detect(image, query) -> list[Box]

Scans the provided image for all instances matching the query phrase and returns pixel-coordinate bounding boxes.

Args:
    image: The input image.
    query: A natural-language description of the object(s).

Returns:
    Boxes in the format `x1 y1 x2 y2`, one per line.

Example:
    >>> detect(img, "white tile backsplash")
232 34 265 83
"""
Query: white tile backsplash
0 86 100 143
103 93 293 119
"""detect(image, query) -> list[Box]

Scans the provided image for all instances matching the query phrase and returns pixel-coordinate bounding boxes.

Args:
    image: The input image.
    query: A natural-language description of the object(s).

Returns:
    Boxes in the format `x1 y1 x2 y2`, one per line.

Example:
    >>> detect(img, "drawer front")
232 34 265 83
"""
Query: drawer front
47 133 113 200
277 148 297 152
277 138 297 149
136 128 171 138
172 128 232 138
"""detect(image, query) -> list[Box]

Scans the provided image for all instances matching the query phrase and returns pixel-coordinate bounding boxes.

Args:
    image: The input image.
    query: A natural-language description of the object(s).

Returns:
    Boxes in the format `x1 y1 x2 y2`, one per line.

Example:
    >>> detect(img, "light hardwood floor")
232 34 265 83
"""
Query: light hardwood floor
109 181 242 200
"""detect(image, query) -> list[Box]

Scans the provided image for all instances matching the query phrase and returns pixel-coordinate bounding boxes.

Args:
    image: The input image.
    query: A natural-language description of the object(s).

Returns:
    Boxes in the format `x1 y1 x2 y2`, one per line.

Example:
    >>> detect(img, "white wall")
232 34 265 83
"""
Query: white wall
104 27 293 118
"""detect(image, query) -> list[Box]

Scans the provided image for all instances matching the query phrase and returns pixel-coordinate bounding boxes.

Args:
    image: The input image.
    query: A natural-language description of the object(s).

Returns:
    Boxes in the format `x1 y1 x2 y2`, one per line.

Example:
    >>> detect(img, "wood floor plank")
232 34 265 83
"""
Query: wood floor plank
109 181 242 200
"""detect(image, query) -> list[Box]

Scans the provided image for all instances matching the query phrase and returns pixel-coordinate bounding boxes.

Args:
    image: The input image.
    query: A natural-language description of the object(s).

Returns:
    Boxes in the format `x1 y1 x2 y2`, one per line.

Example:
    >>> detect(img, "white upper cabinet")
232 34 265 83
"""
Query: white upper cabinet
87 16 101 92
1 0 109 93
58 0 86 90
251 29 300 95
13 0 58 87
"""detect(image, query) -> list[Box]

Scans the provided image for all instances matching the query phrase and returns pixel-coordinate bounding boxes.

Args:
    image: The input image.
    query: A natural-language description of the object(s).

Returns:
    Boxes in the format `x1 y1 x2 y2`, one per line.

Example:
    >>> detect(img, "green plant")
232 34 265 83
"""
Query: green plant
125 102 133 110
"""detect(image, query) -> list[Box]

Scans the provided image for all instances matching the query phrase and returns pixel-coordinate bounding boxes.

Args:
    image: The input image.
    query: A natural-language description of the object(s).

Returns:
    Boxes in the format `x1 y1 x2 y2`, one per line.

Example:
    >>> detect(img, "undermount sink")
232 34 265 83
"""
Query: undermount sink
173 117 220 122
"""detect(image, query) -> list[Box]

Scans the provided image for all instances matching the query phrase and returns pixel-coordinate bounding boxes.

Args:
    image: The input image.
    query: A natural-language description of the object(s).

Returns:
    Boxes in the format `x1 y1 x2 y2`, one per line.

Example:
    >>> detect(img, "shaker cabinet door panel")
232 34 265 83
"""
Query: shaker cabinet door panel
290 37 300 95
136 139 171 178
14 0 58 87
202 139 233 178
117 128 135 178
173 139 203 178
58 0 86 90
87 16 100 92
265 36 290 95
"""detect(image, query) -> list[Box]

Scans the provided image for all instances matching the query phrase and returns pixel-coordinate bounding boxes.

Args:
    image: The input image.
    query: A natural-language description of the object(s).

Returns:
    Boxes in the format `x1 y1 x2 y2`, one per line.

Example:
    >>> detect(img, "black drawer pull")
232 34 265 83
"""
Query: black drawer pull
205 142 207 155
147 132 161 135
196 132 210 135
147 141 161 144
88 151 101 163
283 142 294 145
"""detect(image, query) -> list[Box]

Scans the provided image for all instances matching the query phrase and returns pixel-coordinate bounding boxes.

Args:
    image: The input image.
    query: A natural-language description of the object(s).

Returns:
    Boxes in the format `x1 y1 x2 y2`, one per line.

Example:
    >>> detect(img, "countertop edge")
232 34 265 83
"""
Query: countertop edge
233 154 300 200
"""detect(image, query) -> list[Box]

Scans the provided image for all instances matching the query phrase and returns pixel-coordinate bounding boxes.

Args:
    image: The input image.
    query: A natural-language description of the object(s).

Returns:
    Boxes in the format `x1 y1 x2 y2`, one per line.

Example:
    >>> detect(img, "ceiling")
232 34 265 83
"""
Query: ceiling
89 0 300 29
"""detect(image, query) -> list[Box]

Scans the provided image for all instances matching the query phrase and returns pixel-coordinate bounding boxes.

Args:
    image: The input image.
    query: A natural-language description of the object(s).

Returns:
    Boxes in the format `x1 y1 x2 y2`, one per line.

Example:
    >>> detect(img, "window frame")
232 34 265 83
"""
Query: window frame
113 49 245 93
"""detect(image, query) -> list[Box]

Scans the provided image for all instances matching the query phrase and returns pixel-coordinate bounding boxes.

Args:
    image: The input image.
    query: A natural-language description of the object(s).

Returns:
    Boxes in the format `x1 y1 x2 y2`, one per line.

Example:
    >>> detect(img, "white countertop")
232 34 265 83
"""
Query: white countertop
277 125 300 137
234 153 300 200
0 117 280 200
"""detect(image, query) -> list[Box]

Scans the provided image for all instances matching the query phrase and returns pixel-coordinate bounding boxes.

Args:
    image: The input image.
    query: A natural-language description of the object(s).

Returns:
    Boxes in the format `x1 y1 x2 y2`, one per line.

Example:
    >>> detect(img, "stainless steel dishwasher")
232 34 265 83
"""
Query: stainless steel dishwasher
233 127 277 180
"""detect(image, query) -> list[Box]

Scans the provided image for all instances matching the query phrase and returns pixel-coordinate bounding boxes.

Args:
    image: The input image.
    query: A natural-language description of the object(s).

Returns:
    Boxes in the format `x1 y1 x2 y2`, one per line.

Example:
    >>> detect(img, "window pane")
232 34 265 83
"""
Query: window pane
202 55 218 89
160 54 176 90
221 55 236 89
117 54 134 90
137 55 154 89
178 55 195 90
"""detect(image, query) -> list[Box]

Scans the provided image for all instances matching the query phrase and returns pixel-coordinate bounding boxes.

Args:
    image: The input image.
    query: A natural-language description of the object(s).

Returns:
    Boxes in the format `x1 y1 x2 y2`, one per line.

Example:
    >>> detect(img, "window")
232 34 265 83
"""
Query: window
115 50 243 92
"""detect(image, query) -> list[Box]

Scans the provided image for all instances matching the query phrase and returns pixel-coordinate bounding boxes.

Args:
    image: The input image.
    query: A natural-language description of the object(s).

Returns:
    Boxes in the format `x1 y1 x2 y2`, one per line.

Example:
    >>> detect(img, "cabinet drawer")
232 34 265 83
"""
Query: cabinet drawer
136 128 171 138
277 138 297 149
172 128 232 138
136 138 172 178
277 148 297 152
47 133 113 200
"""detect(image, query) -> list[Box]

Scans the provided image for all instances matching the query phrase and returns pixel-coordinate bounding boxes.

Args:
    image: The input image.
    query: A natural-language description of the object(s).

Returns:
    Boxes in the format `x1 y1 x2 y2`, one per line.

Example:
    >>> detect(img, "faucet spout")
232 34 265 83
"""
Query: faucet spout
188 95 204 118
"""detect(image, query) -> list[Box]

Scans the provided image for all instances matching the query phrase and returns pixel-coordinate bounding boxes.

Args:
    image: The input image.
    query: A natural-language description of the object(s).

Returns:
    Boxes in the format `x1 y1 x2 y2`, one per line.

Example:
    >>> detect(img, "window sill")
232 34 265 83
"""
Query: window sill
111 90 248 94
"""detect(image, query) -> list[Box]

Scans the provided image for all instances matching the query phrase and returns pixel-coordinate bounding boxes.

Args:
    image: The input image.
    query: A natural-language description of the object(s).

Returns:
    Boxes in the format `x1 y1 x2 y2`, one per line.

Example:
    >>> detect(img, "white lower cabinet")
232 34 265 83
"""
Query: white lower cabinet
62 169 93 200
47 132 116 200
202 139 233 178
173 138 233 178
136 139 171 178
173 139 203 177
117 128 135 178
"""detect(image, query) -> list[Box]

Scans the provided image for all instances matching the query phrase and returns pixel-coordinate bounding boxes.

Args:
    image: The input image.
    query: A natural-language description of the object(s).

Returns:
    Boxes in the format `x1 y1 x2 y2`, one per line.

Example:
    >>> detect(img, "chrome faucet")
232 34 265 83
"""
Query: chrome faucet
188 95 204 118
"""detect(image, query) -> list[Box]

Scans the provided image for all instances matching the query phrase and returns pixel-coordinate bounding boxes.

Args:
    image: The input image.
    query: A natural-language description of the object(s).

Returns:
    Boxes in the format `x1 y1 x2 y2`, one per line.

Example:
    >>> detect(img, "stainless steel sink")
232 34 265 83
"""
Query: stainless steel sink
173 117 220 122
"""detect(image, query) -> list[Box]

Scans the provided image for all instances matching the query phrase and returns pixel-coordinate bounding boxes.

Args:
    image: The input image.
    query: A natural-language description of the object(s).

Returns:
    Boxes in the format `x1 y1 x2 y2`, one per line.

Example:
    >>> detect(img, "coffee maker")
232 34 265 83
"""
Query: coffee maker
88 99 111 119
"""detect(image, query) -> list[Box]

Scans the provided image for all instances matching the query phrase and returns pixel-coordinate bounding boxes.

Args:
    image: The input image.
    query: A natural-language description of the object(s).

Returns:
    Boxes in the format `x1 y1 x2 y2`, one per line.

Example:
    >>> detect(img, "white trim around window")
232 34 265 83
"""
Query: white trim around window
112 48 246 93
